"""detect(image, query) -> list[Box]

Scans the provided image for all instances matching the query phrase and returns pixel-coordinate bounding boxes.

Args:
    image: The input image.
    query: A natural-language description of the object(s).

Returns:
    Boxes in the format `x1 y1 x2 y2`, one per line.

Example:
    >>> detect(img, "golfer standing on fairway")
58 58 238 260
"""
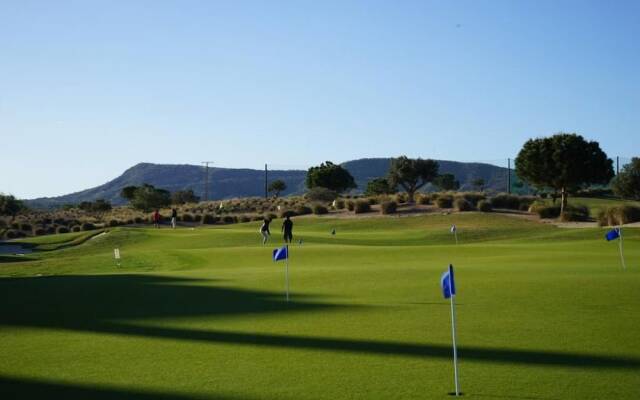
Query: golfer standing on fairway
153 209 161 228
282 215 293 244
260 217 271 244
171 208 178 229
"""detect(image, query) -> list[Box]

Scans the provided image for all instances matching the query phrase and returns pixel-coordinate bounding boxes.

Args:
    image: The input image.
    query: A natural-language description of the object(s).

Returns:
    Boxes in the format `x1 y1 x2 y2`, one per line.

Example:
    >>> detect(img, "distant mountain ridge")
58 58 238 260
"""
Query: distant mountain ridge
25 158 510 208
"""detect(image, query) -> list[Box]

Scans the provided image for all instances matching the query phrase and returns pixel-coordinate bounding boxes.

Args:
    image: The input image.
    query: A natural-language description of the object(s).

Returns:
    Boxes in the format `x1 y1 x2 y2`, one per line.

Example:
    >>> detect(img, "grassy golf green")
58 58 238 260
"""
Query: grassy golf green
1 213 639 399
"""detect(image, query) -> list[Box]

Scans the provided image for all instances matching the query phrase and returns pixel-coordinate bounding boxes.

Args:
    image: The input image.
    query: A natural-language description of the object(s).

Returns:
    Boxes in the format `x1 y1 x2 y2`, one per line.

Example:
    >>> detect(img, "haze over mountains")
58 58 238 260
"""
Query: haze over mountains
25 158 512 208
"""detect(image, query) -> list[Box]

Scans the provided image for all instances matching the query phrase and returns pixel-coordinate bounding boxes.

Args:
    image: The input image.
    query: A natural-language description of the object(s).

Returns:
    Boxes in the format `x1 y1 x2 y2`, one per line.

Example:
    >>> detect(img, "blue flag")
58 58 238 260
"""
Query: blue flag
273 246 288 262
441 264 456 299
605 229 620 241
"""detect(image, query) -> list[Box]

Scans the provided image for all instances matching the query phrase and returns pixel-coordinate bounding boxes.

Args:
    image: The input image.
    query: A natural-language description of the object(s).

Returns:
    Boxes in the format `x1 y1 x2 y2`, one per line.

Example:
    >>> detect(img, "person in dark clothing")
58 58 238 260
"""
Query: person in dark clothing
260 217 271 244
171 208 178 229
282 215 293 243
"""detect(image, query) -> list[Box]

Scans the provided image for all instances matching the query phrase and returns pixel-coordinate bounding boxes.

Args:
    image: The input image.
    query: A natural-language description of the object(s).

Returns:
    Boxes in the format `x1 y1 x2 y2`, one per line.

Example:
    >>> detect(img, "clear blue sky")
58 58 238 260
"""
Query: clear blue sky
1 0 638 199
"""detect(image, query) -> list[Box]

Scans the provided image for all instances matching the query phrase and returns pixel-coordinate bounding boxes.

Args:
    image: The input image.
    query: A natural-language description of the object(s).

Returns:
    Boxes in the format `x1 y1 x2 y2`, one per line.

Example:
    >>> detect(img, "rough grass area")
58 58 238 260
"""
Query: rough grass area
0 213 638 399
542 196 640 218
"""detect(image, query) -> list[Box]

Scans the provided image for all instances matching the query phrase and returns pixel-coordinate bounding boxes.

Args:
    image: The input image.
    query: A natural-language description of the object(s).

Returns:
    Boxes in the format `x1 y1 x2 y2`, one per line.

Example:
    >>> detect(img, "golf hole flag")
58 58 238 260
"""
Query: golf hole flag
441 264 460 396
605 227 626 270
273 246 288 261
441 264 456 299
605 228 620 241
273 245 290 301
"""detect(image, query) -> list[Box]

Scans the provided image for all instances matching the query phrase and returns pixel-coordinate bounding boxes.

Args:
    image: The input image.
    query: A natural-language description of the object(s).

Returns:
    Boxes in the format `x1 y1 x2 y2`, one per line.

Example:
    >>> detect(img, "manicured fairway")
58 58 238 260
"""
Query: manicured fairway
1 213 639 399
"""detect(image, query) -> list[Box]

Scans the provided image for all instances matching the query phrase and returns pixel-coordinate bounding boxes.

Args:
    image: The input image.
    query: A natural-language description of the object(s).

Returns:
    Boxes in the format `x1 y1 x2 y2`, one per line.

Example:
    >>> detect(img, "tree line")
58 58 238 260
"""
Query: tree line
1 132 638 218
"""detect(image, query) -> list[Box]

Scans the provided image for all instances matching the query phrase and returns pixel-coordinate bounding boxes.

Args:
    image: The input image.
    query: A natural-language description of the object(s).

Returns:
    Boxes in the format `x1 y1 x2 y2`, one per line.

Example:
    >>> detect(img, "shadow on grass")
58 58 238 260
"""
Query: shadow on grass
0 255 36 263
94 323 640 370
1 275 638 371
0 274 339 329
0 376 256 400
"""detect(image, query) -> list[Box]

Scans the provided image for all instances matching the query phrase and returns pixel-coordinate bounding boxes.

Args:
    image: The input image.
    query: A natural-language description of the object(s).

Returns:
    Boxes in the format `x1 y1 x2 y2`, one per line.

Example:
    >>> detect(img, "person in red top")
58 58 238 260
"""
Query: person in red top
153 209 161 228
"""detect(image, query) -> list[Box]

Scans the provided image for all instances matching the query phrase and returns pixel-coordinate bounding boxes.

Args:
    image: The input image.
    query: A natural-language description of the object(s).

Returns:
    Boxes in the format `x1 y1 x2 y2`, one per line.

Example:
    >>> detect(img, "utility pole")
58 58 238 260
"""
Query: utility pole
264 164 268 199
507 158 511 194
201 161 214 201
616 156 619 175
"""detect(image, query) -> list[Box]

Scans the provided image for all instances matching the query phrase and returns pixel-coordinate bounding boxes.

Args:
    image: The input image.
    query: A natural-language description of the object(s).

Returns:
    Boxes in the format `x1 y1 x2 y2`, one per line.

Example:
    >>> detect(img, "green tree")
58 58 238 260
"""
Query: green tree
124 184 172 212
268 180 287 198
387 156 439 203
434 174 460 191
305 161 356 193
364 178 396 196
0 194 25 218
612 157 640 200
171 189 200 204
472 178 485 192
121 186 138 201
515 133 614 213
78 199 112 212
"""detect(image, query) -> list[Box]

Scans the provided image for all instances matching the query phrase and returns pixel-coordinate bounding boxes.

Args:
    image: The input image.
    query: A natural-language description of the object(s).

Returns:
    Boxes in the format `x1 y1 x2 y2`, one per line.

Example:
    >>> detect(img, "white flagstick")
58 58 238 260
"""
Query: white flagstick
285 245 290 301
449 269 460 396
114 248 121 267
451 225 458 245
618 227 626 270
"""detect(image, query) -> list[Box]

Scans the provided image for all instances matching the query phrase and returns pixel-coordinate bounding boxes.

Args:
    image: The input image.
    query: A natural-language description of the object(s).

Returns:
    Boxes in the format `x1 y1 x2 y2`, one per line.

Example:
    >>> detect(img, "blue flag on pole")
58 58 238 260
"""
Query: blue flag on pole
441 264 456 299
273 246 288 262
605 228 620 241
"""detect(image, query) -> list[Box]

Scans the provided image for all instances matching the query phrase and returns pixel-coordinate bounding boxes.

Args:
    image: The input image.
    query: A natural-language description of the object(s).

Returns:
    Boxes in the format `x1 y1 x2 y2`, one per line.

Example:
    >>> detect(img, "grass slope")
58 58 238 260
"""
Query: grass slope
0 213 638 399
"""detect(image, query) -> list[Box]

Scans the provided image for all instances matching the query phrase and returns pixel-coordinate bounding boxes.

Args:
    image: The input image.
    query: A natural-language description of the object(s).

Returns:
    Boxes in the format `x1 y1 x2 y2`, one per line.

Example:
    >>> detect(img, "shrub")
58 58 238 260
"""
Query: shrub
454 198 475 212
109 220 120 227
354 200 371 214
81 222 96 231
532 205 561 219
346 200 355 211
334 199 345 209
57 226 70 234
490 193 522 210
182 213 193 222
71 225 81 232
295 205 312 216
193 214 202 223
202 214 217 224
417 194 431 205
395 193 408 204
20 223 32 232
380 201 397 214
5 230 19 239
33 227 46 236
46 226 56 234
267 213 278 221
477 200 492 212
222 215 237 224
134 217 144 224
312 204 329 215
126 219 134 225
367 197 378 205
305 187 338 202
560 205 590 222
435 195 453 208
239 215 251 223
597 205 640 226
457 192 486 206
279 210 297 219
